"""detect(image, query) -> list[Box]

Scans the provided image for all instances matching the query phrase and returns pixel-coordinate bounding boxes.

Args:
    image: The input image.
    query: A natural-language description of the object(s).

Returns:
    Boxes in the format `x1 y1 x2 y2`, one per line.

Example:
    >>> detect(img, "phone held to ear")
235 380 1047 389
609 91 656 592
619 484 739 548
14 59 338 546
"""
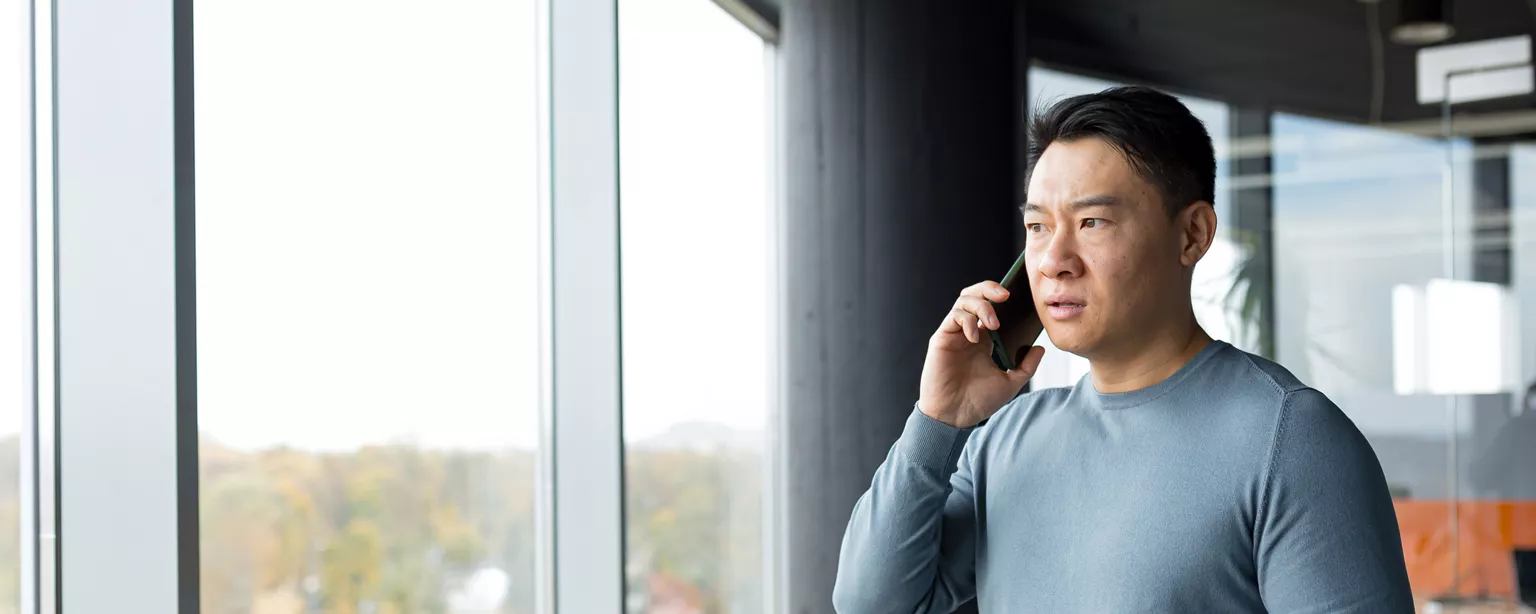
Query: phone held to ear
986 249 1045 371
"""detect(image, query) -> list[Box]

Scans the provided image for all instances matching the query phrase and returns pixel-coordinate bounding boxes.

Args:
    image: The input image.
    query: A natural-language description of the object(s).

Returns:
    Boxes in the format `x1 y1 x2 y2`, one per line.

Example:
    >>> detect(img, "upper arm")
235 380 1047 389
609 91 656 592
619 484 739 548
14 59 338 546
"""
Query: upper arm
1255 389 1415 613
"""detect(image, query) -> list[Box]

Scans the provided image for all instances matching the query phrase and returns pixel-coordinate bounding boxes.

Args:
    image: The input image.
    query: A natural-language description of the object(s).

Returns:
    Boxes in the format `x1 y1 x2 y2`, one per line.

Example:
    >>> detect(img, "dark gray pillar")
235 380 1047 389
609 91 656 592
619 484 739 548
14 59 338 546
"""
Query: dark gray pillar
779 1 1019 611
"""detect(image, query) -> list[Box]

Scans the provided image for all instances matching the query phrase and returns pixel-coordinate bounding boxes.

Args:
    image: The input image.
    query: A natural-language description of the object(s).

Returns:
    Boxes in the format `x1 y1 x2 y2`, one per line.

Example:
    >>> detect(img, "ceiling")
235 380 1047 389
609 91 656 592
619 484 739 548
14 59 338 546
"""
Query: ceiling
1027 0 1536 131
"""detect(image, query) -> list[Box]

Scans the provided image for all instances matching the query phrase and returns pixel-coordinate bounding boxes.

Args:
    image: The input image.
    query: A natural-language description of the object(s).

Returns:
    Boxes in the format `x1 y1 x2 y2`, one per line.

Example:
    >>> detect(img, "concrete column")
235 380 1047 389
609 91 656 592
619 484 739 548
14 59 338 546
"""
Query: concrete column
779 0 1019 610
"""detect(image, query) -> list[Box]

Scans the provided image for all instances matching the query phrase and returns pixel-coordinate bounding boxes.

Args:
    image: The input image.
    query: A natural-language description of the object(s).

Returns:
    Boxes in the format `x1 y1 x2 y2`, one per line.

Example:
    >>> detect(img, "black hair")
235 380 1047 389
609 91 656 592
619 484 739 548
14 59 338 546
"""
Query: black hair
1026 86 1216 217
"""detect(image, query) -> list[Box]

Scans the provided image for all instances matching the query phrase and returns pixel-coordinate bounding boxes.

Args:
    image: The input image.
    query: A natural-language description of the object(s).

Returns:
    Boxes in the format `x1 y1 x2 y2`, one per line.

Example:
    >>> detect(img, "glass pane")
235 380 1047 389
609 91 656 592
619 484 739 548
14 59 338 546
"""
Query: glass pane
1268 112 1514 605
1270 112 1455 506
0 0 28 609
1514 144 1536 418
1026 67 1250 387
195 2 542 613
618 2 773 612
1453 140 1536 605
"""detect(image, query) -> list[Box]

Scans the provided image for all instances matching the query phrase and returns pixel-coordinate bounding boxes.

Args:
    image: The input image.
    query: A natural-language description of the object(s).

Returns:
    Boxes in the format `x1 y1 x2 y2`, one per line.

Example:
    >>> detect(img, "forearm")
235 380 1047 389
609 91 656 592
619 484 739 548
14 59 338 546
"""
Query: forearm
834 407 979 614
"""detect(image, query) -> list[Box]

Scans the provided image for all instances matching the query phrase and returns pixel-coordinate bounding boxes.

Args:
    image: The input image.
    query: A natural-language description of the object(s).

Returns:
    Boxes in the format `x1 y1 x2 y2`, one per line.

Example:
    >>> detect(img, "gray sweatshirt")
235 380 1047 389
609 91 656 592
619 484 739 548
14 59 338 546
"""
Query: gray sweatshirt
833 341 1414 613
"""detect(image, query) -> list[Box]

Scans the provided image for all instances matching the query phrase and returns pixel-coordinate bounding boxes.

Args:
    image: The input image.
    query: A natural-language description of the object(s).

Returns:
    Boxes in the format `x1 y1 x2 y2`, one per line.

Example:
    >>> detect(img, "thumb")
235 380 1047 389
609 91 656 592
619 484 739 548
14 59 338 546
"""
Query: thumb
1007 345 1046 384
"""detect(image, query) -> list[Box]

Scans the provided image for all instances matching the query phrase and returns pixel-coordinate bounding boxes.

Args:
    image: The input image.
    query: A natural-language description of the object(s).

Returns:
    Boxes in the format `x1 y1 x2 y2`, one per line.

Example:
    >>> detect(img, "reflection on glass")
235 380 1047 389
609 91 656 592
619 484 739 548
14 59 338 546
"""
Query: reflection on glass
1272 114 1450 604
1454 141 1536 607
1026 67 1249 388
195 2 540 612
619 1 772 612
0 0 27 609
1271 113 1536 606
1271 112 1467 503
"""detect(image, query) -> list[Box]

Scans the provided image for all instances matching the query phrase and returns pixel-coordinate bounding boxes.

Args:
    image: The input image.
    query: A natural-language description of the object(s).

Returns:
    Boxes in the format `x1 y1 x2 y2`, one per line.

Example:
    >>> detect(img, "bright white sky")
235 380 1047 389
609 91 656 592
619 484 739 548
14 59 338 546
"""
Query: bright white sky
191 0 767 452
618 1 771 447
2 0 28 440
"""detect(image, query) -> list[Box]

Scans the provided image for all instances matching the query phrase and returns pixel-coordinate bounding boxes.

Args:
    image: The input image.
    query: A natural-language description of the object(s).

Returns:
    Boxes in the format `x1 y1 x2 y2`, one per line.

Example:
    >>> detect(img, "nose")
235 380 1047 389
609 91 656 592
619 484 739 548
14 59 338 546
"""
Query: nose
1035 230 1082 280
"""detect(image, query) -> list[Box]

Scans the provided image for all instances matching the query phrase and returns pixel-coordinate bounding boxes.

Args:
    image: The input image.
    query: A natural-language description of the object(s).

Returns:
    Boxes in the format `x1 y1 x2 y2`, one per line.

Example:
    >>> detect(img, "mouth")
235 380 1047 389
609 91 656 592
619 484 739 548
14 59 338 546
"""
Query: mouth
1044 299 1086 320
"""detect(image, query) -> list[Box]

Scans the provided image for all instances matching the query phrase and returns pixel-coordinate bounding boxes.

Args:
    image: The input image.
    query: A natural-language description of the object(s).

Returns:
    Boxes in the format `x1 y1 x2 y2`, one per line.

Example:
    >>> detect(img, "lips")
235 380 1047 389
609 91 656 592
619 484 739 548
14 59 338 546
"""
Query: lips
1044 294 1086 320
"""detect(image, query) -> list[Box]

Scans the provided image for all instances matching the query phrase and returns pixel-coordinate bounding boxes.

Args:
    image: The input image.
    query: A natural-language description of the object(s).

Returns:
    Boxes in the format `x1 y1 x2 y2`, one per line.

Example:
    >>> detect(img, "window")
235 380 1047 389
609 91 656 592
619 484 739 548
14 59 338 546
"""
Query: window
618 1 775 612
1270 113 1455 498
195 1 542 612
1270 113 1536 604
1 0 30 609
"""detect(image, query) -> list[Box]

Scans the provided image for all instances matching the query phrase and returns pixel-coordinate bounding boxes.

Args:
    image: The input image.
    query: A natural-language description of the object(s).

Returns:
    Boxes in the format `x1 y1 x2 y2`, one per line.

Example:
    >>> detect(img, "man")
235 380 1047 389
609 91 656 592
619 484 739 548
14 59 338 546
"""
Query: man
832 87 1414 613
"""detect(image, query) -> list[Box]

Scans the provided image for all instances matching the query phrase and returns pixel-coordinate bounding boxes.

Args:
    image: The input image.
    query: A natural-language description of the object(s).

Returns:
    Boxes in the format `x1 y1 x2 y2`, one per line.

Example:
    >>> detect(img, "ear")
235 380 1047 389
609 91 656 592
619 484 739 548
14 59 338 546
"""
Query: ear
1178 201 1217 267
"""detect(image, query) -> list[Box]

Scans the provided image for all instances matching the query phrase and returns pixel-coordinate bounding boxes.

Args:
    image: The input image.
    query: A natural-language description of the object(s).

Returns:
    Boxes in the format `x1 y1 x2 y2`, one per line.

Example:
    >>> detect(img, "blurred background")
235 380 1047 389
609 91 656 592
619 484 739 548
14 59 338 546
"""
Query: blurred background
5 0 1536 612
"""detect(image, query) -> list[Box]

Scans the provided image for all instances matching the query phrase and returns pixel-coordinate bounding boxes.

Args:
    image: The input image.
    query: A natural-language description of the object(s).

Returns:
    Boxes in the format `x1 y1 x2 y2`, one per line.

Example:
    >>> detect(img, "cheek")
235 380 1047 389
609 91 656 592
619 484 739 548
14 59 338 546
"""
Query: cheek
1083 240 1154 302
1080 244 1134 284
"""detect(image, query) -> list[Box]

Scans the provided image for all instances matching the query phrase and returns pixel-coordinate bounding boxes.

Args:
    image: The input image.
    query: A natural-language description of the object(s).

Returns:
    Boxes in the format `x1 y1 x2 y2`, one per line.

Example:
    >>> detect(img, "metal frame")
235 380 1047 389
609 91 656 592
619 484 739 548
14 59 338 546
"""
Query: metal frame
549 0 626 611
763 37 787 614
533 0 557 611
172 0 198 610
31 0 55 609
21 0 51 612
711 0 780 43
53 0 180 610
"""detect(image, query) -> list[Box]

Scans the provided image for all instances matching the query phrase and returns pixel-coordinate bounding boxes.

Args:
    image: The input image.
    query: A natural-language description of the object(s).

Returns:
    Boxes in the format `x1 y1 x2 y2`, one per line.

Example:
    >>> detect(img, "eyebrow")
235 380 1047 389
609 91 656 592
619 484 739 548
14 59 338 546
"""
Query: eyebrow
1019 194 1119 214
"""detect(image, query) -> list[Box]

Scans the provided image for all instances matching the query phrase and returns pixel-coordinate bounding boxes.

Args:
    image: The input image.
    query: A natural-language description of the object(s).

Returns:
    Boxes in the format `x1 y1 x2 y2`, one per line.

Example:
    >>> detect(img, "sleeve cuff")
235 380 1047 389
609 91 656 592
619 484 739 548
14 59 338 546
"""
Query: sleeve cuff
895 404 977 474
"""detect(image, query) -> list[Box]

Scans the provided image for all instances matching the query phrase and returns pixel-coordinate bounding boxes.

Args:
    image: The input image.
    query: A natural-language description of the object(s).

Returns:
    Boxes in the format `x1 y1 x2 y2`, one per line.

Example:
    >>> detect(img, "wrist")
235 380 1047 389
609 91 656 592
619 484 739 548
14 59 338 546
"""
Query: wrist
917 399 968 428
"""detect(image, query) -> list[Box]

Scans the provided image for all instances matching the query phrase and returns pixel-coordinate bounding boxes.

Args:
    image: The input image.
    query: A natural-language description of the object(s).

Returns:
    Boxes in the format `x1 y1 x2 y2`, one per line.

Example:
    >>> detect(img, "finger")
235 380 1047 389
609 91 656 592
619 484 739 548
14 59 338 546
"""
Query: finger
945 308 980 343
952 295 1000 330
1007 345 1046 382
961 280 1011 302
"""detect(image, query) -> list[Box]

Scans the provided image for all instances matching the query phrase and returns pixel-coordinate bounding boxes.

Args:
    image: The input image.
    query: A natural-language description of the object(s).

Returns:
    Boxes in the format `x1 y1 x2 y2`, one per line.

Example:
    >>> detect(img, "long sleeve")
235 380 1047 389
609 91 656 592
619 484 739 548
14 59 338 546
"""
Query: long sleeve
833 406 982 614
1255 388 1416 613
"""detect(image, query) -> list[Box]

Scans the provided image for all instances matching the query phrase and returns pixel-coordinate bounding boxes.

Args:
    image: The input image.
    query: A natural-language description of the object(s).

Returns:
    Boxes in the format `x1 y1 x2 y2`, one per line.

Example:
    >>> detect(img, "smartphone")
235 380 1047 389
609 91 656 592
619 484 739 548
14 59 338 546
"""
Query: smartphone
986 250 1044 371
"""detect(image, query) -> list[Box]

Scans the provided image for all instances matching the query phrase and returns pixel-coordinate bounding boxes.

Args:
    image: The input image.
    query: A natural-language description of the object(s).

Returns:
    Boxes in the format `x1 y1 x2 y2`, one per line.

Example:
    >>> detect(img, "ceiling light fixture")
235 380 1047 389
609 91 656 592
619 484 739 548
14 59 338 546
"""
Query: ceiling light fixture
1393 0 1455 45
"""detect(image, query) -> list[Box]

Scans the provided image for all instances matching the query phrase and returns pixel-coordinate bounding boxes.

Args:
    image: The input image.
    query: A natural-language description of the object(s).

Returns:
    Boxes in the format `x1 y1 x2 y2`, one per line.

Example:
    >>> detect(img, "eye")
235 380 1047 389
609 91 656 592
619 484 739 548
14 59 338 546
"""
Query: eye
1081 218 1107 229
1025 223 1045 233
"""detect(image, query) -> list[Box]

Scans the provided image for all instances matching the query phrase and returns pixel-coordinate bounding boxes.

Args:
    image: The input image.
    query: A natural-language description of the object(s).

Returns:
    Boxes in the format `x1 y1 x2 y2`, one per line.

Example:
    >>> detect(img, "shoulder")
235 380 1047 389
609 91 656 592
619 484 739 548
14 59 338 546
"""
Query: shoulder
1179 346 1377 474
1183 345 1311 436
1256 385 1385 517
1212 348 1374 468
1208 344 1309 398
1270 387 1373 461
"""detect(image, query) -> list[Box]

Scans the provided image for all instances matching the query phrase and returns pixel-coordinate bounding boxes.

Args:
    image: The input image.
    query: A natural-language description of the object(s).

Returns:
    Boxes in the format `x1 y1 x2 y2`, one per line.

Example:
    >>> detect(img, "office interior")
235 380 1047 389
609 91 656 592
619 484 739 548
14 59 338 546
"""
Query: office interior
3 0 1535 612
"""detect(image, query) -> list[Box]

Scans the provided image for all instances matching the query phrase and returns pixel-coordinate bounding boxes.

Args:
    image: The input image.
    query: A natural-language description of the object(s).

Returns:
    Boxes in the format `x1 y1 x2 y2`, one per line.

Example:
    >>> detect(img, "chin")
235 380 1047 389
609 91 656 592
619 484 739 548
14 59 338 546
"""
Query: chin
1043 325 1101 358
1042 329 1085 355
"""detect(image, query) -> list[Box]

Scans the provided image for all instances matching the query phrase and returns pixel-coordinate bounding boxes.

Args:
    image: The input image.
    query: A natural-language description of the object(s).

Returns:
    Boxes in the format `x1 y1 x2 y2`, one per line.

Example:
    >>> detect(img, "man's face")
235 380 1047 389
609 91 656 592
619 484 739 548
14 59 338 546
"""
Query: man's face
1022 137 1196 359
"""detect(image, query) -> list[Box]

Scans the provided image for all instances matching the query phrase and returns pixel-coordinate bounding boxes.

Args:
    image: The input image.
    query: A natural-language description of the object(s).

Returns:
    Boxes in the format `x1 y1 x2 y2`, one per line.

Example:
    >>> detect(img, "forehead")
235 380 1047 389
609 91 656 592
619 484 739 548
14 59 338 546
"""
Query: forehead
1025 138 1155 209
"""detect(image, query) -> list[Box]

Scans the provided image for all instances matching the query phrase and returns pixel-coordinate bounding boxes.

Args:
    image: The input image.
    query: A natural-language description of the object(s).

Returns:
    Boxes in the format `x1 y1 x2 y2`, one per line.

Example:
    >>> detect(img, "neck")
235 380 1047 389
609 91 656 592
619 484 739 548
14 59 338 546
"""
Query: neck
1088 315 1212 394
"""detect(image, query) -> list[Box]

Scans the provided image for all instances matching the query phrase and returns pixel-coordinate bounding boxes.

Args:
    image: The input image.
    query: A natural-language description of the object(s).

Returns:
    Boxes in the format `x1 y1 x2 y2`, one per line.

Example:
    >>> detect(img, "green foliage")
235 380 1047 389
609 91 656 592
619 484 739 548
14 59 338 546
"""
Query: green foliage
0 437 17 614
192 434 765 614
625 447 763 614
199 438 536 614
0 431 768 614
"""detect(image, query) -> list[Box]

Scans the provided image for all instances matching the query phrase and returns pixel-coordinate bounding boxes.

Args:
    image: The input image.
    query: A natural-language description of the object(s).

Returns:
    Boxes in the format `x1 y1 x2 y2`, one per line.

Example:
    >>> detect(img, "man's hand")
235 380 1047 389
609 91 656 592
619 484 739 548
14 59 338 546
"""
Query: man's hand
918 281 1045 428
